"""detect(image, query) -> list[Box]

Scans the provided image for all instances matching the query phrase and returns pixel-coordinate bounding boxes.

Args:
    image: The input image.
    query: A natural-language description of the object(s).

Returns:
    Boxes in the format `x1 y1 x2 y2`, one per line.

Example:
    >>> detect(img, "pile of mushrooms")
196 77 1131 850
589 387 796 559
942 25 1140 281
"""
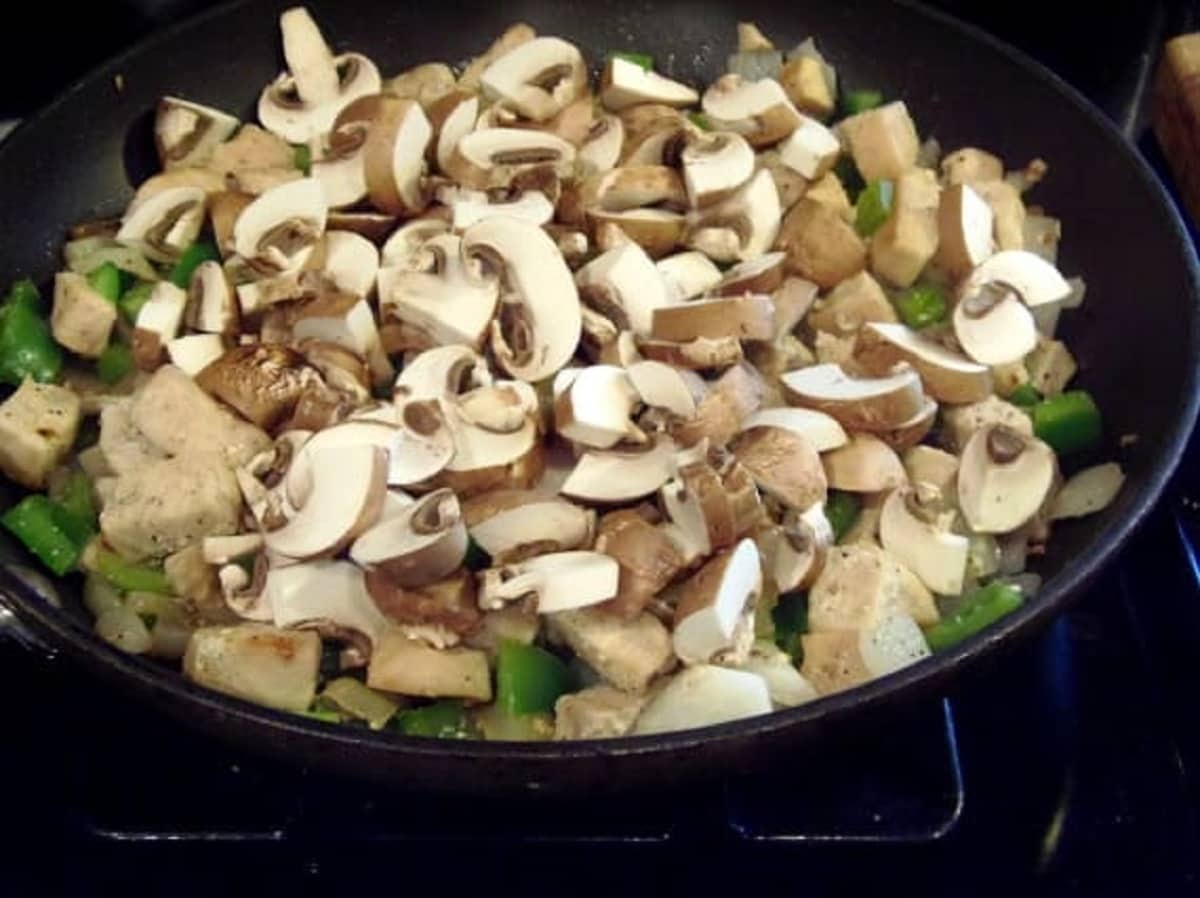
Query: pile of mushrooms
77 10 1124 738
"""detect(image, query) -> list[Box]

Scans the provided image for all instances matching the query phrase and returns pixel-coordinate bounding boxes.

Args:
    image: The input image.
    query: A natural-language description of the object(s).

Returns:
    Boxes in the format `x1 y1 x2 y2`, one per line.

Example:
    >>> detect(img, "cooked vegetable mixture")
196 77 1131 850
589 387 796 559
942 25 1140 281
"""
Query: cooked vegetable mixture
0 9 1127 740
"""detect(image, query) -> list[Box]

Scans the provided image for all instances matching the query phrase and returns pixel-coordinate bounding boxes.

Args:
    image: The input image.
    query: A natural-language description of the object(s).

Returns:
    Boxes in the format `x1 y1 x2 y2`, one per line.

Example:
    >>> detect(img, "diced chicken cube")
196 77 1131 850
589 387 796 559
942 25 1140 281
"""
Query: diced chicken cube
836 101 920 181
165 543 239 626
869 168 941 288
184 624 320 712
0 378 80 489
1026 339 1077 397
554 685 647 740
779 56 835 119
807 270 897 335
973 179 1026 251
800 630 872 695
990 361 1031 396
939 147 1004 186
777 197 867 289
366 632 492 701
803 171 853 220
813 331 858 368
808 543 908 632
99 399 167 475
942 395 1033 452
548 607 675 693
51 272 117 358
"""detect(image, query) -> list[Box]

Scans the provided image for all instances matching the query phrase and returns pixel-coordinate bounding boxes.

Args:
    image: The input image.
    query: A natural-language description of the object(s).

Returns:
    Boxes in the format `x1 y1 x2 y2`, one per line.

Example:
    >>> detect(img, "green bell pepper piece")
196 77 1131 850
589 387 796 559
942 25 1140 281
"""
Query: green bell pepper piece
51 470 97 534
1031 390 1102 455
841 89 883 117
97 343 134 385
94 548 173 595
497 640 573 716
0 281 62 386
1007 383 1042 407
687 111 712 131
6 278 42 311
86 262 122 303
825 491 861 542
854 179 894 237
394 700 477 739
924 581 1024 652
611 51 654 70
895 283 948 330
1 495 84 576
168 241 219 289
300 707 343 724
117 281 156 323
772 591 808 661
293 144 312 176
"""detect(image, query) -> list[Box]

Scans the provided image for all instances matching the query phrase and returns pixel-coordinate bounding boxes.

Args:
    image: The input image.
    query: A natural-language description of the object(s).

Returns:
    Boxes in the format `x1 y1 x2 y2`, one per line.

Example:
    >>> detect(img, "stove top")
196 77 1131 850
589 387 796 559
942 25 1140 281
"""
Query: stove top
2 1 1200 894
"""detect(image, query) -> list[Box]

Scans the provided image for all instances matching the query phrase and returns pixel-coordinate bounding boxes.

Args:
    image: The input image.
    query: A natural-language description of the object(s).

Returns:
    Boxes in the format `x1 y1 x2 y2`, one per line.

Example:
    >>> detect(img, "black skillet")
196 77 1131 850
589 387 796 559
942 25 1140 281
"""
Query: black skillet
0 0 1196 795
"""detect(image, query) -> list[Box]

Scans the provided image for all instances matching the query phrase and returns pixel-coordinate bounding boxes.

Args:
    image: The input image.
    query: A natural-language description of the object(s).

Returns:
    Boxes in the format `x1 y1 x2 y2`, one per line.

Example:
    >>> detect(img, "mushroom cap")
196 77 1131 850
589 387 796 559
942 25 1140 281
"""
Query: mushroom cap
350 487 468 587
155 96 240 170
739 406 848 452
561 436 680 503
589 208 687 258
450 190 555 231
575 241 676 337
957 424 1058 533
961 249 1072 309
733 425 827 510
432 92 480 174
877 398 939 452
194 344 310 432
655 251 724 302
680 131 756 208
594 509 686 619
952 281 1039 366
480 36 588 122
854 322 993 404
600 56 700 111
673 538 762 664
879 487 969 595
232 178 328 275
712 252 789 297
687 168 781 262
936 182 995 276
781 362 927 432
321 230 380 298
380 217 452 268
186 260 238 336
117 185 207 263
762 503 835 593
821 433 908 493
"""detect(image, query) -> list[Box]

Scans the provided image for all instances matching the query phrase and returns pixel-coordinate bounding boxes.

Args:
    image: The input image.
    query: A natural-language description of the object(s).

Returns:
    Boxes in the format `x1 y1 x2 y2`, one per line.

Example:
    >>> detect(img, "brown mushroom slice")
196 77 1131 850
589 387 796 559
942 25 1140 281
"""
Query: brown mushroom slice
256 7 381 143
478 551 620 613
554 364 644 449
822 434 908 493
463 491 594 563
117 185 207 263
776 115 840 179
957 424 1058 534
394 344 492 401
670 362 765 448
184 260 238 335
761 504 835 593
739 406 847 452
627 360 698 419
592 509 686 619
712 252 788 297
263 443 387 560
658 459 732 563
781 363 925 432
732 425 827 510
233 178 327 275
701 75 803 147
579 114 626 175
960 249 1073 309
685 169 781 263
879 487 969 595
309 97 376 209
599 56 699 111
590 208 686 258
575 241 676 337
155 96 240 170
854 322 993 404
433 389 544 499
461 216 581 382
952 281 1039 366
673 539 762 664
194 344 310 431
350 488 467 588
292 290 392 387
479 36 587 122
429 91 480 174
561 436 680 504
638 335 745 370
903 445 960 498
364 566 480 636
649 294 775 342
363 96 433 216
445 128 576 191
775 196 867 289
680 132 756 208
655 251 723 302
936 183 994 277
878 398 938 452
265 559 391 651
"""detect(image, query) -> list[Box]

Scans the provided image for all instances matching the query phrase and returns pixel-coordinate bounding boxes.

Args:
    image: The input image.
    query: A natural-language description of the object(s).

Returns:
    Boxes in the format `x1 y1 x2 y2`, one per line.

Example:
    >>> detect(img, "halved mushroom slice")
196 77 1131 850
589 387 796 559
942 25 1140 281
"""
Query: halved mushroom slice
854 322 993 404
739 406 847 452
650 294 775 343
670 362 765 448
117 186 207 263
477 551 620 613
879 487 969 595
194 344 310 431
445 128 576 191
957 424 1058 534
256 7 382 143
776 115 840 179
461 216 581 382
129 281 187 370
936 183 994 277
822 433 908 493
450 190 554 230
680 132 756 208
184 261 238 335
166 334 226 377
363 96 433 216
263 443 387 560
394 344 492 401
877 398 938 452
686 168 781 263
155 96 240 170
637 335 745 370
363 566 480 639
377 233 500 349
561 436 680 504
592 509 686 619
627 360 699 419
701 75 803 147
434 384 544 498
659 460 729 563
463 491 595 564
781 363 926 432
554 364 645 449
579 114 626 175
590 208 686 258
655 251 723 302
389 399 457 487
732 425 827 510
960 249 1072 309
350 488 467 588
265 559 391 652
952 281 1039 366
479 36 587 122
761 503 835 593
579 164 689 215
575 241 674 337
673 539 762 665
428 91 480 174
712 252 788 296
233 178 327 275
599 56 699 111
308 96 376 209
293 290 393 387
379 217 451 269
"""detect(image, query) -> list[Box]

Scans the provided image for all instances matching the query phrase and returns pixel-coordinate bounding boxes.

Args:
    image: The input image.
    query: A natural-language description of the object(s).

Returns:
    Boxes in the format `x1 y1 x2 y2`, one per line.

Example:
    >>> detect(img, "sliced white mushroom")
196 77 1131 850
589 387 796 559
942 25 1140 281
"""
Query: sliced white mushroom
264 443 387 560
879 488 968 595
854 322 993 404
185 261 238 335
961 250 1072 308
166 333 225 377
733 425 827 510
232 178 327 275
380 217 452 268
461 216 581 382
673 539 762 664
650 294 775 342
575 241 675 337
283 420 390 507
655 251 723 301
739 406 847 452
432 92 480 173
626 360 698 418
680 131 756 208
776 115 840 179
478 551 620 613
117 186 207 263
760 504 835 593
322 230 380 298
554 364 644 449
292 292 392 386
480 36 587 122
952 281 1039 366
878 398 939 452
712 252 789 297
434 384 544 497
957 424 1058 533
350 488 467 587
389 398 457 487
445 128 576 190
309 94 376 209
266 559 390 650
579 114 626 175
590 208 686 258
394 345 492 401
686 168 781 264
135 281 188 348
450 190 555 230
781 363 926 432
1048 463 1125 520
363 97 433 216
822 433 908 493
203 533 265 566
632 664 771 734
463 491 594 563
701 75 803 146
600 56 699 111
256 7 381 143
936 183 994 276
155 96 240 170
560 436 680 503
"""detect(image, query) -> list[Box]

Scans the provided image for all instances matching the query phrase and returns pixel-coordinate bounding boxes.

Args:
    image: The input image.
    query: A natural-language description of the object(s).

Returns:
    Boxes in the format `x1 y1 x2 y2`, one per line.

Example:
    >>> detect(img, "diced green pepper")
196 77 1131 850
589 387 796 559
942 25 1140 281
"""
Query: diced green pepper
51 469 96 534
97 342 135 385
0 282 62 386
1031 390 1102 455
1008 383 1042 408
5 278 42 312
1 495 83 576
300 707 343 724
854 179 894 237
825 491 861 542
117 281 156 323
924 581 1024 652
394 700 478 739
168 241 219 289
464 537 491 572
93 548 173 595
86 262 122 304
496 640 573 716
895 283 948 330
687 111 712 131
611 51 654 71
841 89 883 117
293 144 312 176
771 591 808 661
